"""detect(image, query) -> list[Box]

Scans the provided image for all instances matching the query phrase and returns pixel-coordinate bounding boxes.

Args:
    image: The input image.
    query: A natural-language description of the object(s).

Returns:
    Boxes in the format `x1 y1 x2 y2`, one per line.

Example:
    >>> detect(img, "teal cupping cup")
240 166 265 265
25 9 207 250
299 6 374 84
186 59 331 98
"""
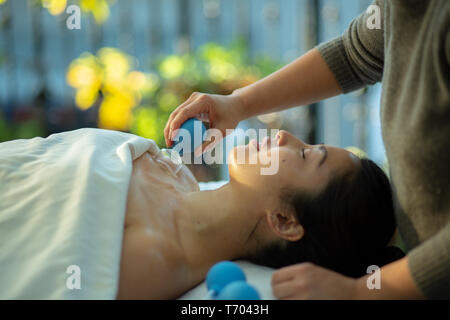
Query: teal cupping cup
171 118 207 156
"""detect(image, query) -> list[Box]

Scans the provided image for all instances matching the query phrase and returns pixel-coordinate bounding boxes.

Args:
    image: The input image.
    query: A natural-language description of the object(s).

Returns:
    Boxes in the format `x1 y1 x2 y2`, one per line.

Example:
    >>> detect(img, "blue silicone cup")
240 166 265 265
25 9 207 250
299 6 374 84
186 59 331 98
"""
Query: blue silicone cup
171 118 207 156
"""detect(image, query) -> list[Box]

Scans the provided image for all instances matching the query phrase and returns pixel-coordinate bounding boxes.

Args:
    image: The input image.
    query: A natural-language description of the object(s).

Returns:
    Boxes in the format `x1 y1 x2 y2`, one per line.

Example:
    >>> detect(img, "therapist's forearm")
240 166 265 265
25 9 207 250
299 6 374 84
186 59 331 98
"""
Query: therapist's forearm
232 48 342 120
356 256 425 299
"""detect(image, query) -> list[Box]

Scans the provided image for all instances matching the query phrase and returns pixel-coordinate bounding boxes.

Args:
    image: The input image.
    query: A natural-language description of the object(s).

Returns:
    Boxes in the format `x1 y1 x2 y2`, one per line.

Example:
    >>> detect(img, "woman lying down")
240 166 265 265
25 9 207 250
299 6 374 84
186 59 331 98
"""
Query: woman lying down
0 128 403 299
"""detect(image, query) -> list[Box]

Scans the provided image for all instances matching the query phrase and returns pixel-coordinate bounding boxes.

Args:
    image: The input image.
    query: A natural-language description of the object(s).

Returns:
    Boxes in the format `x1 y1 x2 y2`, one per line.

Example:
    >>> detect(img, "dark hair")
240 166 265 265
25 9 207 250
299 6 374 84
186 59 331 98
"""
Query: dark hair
247 158 405 277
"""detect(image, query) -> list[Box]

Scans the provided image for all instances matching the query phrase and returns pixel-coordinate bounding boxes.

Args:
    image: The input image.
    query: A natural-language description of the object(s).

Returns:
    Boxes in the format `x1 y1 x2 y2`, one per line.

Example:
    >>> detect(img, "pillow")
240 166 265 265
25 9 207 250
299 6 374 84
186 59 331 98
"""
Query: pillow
198 180 229 190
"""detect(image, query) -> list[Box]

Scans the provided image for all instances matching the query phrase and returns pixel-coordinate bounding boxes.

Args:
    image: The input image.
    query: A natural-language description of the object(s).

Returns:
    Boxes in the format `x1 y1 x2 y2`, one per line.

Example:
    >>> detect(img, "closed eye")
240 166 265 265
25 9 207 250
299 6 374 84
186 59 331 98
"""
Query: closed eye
301 148 305 159
318 145 328 167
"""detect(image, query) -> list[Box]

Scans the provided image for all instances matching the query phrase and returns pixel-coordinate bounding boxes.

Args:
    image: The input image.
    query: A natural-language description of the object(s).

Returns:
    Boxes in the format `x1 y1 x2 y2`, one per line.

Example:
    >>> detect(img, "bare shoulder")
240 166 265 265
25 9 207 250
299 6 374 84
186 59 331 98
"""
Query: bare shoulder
117 225 192 299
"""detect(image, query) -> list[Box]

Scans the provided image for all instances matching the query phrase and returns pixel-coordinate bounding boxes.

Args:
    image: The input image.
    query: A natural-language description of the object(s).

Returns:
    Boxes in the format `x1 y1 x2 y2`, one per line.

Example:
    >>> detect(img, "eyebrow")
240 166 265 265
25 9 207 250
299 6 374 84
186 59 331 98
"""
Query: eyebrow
318 145 328 167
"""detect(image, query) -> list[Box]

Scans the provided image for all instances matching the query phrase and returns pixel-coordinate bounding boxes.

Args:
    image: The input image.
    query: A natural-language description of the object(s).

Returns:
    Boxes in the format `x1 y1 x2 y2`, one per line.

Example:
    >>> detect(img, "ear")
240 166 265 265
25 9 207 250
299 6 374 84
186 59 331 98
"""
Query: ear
266 211 304 242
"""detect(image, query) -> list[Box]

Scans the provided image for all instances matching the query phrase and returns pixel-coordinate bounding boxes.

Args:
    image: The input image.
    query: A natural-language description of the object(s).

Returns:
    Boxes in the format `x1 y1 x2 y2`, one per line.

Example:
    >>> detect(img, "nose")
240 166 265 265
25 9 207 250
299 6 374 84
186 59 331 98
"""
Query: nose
276 130 308 148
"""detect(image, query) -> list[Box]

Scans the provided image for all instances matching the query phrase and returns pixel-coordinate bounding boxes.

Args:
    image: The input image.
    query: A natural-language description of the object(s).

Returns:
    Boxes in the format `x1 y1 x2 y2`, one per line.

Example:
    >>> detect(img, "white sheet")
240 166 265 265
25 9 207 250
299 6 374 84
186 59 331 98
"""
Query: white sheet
0 128 155 299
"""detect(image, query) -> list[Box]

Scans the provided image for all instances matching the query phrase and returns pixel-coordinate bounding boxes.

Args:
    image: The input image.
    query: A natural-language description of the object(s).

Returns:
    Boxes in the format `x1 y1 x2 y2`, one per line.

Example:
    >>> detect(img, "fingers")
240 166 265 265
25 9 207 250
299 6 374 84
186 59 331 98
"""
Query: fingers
170 108 202 141
164 93 198 146
164 109 183 147
194 112 210 122
271 263 313 300
165 93 213 147
272 281 297 300
271 263 321 300
272 262 315 286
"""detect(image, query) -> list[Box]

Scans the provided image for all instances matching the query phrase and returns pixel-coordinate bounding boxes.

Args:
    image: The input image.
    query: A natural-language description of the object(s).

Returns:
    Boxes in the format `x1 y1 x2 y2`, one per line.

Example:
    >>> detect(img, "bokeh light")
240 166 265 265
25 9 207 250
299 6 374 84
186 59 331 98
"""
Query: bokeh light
41 0 67 15
65 42 279 145
67 48 158 131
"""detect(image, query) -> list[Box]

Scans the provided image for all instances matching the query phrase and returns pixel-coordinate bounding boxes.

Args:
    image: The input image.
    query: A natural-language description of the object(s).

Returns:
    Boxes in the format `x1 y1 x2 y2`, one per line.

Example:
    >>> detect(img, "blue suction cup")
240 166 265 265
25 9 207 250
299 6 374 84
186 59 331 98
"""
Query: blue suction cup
216 281 261 300
171 118 206 156
206 261 246 296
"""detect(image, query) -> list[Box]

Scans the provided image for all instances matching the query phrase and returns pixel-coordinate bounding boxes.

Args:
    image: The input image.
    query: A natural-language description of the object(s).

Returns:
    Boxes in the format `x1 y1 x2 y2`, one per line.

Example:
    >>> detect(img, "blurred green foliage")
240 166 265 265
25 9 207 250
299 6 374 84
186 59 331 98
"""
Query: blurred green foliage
67 41 282 147
0 112 46 142
133 42 282 146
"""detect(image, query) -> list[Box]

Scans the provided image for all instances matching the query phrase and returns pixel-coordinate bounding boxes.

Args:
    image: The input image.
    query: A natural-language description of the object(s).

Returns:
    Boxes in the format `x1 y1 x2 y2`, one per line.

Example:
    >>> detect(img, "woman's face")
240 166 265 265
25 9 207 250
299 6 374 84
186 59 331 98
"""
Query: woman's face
228 130 361 195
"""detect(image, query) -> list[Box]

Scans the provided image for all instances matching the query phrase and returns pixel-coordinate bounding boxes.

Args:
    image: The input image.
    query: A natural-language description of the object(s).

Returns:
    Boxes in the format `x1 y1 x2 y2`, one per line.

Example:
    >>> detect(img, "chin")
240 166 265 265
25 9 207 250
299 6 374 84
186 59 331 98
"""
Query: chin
226 145 249 180
227 146 240 176
227 145 263 185
227 145 250 166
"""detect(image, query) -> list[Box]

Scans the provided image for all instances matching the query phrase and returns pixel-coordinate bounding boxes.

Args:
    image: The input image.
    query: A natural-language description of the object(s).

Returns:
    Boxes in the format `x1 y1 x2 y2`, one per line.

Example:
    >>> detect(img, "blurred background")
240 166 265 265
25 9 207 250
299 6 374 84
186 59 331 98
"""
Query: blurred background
0 0 386 181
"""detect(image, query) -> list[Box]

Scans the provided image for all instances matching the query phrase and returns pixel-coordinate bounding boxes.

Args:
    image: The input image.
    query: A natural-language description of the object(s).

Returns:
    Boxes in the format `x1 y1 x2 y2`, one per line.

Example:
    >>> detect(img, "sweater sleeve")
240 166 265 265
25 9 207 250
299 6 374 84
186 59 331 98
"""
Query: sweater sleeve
316 0 385 93
407 221 450 299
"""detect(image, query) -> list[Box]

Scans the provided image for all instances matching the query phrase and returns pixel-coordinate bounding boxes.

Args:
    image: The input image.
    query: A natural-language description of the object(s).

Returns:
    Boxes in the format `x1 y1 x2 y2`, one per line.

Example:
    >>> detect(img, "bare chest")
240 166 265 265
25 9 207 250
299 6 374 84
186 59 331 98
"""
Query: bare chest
125 151 199 228
117 151 201 299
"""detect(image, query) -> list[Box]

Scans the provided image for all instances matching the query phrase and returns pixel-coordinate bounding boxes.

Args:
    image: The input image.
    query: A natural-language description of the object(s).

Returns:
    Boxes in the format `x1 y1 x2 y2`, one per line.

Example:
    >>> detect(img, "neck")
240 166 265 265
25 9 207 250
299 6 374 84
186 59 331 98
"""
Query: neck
174 180 266 277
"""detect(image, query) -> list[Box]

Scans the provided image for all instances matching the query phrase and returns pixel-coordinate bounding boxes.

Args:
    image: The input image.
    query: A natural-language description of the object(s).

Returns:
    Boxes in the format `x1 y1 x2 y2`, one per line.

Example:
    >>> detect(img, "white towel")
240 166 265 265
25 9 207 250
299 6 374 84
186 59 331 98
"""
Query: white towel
0 128 156 299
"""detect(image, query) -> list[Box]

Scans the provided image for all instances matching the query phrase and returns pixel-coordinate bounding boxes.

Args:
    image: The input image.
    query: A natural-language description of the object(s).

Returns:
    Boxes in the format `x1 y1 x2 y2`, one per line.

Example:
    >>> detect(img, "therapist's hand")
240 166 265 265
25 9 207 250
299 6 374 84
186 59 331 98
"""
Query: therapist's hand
272 257 425 300
164 92 244 155
271 262 358 300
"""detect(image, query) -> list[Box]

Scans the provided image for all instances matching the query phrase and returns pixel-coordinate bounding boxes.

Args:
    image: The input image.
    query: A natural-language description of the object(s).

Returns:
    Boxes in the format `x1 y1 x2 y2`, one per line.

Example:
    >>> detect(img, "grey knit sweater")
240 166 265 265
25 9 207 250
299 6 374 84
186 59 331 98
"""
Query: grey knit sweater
317 0 450 299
